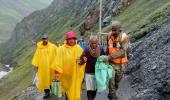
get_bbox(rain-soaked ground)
[33,90,109,100]
[12,81,110,100]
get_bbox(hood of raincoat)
[37,41,52,49]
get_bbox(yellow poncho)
[32,41,57,93]
[52,43,86,100]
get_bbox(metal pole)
[99,0,102,44]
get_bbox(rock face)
[79,0,135,35]
[117,19,170,100]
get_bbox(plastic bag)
[33,73,38,88]
[51,80,62,97]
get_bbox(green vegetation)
[0,63,3,68]
[1,0,170,99]
[0,0,52,43]
[103,0,170,41]
[0,40,36,99]
[0,58,34,100]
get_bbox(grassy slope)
[1,0,170,99]
[0,41,35,99]
[0,5,20,43]
[103,0,170,41]
[0,0,52,43]
[0,63,2,68]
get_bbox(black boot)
[43,89,50,99]
[107,94,117,100]
[107,94,112,100]
[65,93,68,100]
[87,91,96,100]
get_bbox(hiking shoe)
[107,95,112,100]
[43,93,50,99]
[107,95,117,100]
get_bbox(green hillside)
[0,0,52,43]
[0,0,170,99]
[103,0,170,41]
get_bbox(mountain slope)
[0,0,52,43]
[0,0,170,99]
[118,19,170,100]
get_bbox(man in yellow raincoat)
[52,31,86,100]
[32,34,57,99]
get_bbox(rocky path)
[13,86,109,100]
[33,90,109,100]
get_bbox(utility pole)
[99,0,102,45]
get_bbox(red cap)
[65,31,77,40]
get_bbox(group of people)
[32,20,129,100]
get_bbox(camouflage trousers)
[108,64,126,100]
